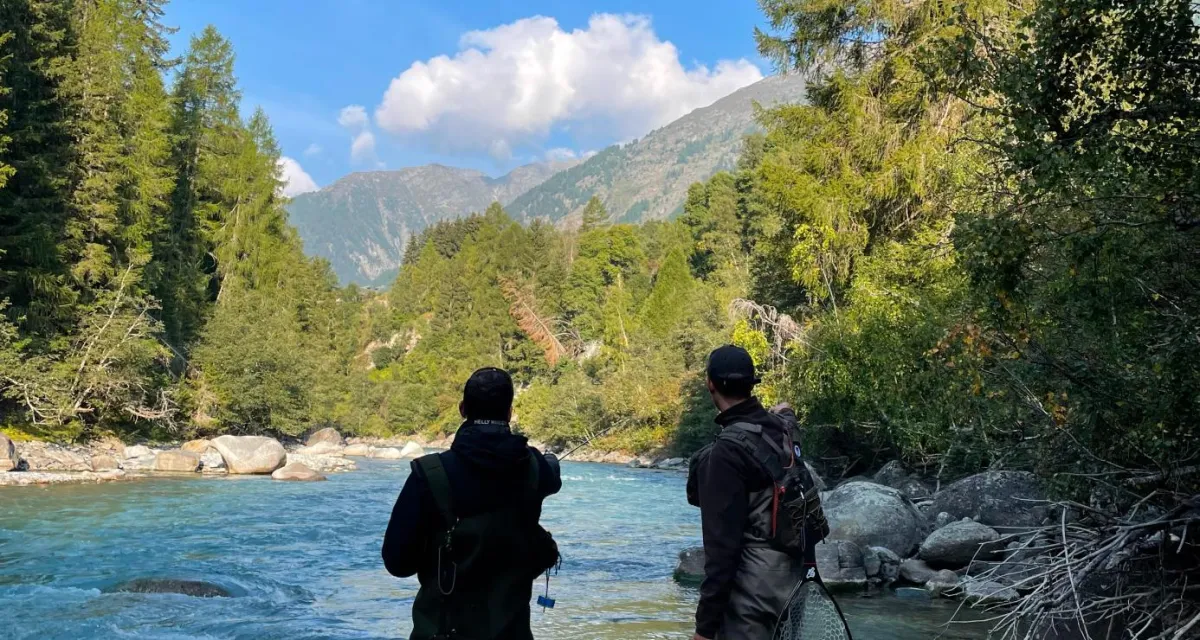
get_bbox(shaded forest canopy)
[1,0,1197,500]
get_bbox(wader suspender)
[719,422,793,537]
[418,454,459,639]
[416,452,542,640]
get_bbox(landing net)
[772,579,854,640]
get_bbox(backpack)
[718,422,829,558]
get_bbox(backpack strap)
[719,422,786,481]
[414,453,457,527]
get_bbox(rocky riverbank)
[674,463,1054,611]
[0,426,690,487]
[0,428,431,487]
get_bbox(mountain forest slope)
[287,73,807,286]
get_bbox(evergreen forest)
[2,0,1197,500]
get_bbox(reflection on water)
[0,460,992,639]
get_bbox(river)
[0,459,992,639]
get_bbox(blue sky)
[164,0,773,194]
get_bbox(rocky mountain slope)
[505,73,807,225]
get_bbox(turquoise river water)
[0,459,993,639]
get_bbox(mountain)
[288,73,808,286]
[505,73,808,225]
[287,160,578,286]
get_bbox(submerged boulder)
[823,481,928,556]
[154,451,200,473]
[111,578,231,598]
[210,435,286,474]
[919,519,1002,569]
[271,462,327,482]
[306,427,344,447]
[673,547,705,585]
[931,471,1047,529]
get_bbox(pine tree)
[0,0,78,337]
[579,195,609,232]
[152,25,242,348]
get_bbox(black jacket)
[687,398,798,639]
[381,420,562,579]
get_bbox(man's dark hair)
[462,367,514,421]
[711,377,754,400]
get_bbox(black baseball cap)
[706,345,761,384]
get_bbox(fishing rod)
[556,423,621,461]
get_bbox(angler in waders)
[687,345,829,640]
[382,367,562,640]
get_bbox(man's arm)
[381,466,432,577]
[695,440,750,640]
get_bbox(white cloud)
[338,105,370,131]
[277,156,319,197]
[338,104,381,165]
[303,143,322,157]
[373,14,763,155]
[545,147,577,161]
[351,130,377,163]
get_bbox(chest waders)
[410,453,541,640]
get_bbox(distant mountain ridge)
[287,73,808,286]
[288,160,578,285]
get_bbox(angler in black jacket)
[382,367,562,640]
[686,345,814,640]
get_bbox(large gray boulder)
[823,481,928,556]
[271,462,327,481]
[0,433,16,471]
[19,442,92,472]
[815,539,868,591]
[295,441,344,456]
[180,439,211,454]
[154,451,200,473]
[200,450,226,474]
[91,454,121,471]
[925,569,961,597]
[919,519,1002,568]
[931,471,1047,529]
[370,447,404,460]
[899,558,936,585]
[210,435,286,474]
[400,442,425,459]
[123,444,153,459]
[306,427,344,448]
[343,443,374,457]
[673,547,705,585]
[866,546,901,583]
[286,453,356,473]
[873,460,931,500]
